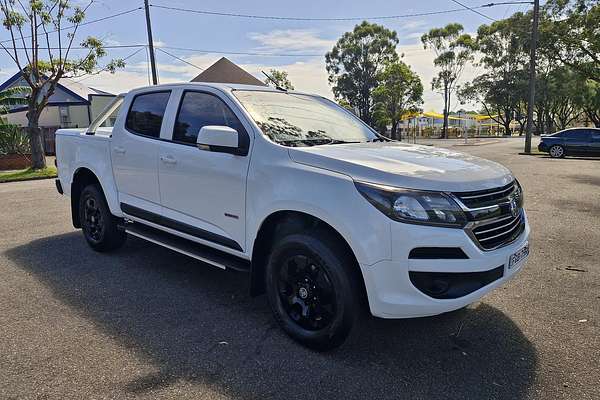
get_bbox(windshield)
[233,90,379,147]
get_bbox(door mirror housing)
[196,125,240,154]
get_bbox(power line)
[150,3,496,21]
[156,48,205,71]
[449,0,496,21]
[0,7,142,44]
[76,46,146,82]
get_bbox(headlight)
[355,181,467,228]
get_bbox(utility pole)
[144,0,158,85]
[524,0,540,153]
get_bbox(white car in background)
[55,83,530,350]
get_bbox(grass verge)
[0,166,57,183]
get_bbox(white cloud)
[68,40,483,113]
[248,29,335,53]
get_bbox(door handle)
[113,146,126,154]
[160,155,177,165]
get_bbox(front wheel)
[549,144,565,158]
[265,230,363,351]
[79,184,126,252]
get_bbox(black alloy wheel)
[276,254,336,331]
[79,184,126,252]
[266,230,363,351]
[83,195,104,243]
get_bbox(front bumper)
[538,142,548,152]
[359,212,530,318]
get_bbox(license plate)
[508,243,529,269]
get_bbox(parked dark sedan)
[538,127,600,158]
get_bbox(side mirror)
[196,125,239,154]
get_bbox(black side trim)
[408,247,469,259]
[126,221,250,272]
[121,203,243,252]
[409,265,504,299]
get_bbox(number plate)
[508,243,529,269]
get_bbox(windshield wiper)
[278,138,361,147]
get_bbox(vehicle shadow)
[5,232,537,400]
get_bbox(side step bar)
[125,222,251,272]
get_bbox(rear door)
[564,129,592,155]
[157,88,252,252]
[111,91,172,215]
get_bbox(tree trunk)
[391,120,399,140]
[26,108,46,169]
[443,84,449,139]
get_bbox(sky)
[0,0,534,112]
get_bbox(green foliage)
[542,0,600,83]
[0,86,30,114]
[580,80,600,127]
[0,124,30,155]
[264,69,294,90]
[421,23,475,137]
[0,166,57,183]
[326,21,399,125]
[373,61,423,139]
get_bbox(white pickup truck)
[55,83,530,350]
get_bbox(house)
[190,57,266,86]
[0,71,115,129]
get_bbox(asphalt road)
[1,138,598,399]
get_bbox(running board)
[125,222,251,272]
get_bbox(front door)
[157,89,252,253]
[111,91,172,215]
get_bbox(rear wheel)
[79,184,126,252]
[265,229,362,351]
[549,144,565,158]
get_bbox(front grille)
[454,181,517,209]
[453,181,526,250]
[470,212,525,250]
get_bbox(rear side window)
[173,91,246,144]
[566,129,591,140]
[125,91,171,137]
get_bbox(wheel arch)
[249,210,367,302]
[70,167,104,228]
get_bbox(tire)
[549,144,565,158]
[79,184,126,252]
[265,229,363,351]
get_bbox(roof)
[190,57,266,86]
[0,71,113,105]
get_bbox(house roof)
[0,71,113,106]
[191,57,266,86]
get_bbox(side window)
[567,129,591,140]
[125,91,171,137]
[173,91,246,144]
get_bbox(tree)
[421,23,475,138]
[264,69,294,90]
[543,0,600,83]
[581,80,600,127]
[0,0,124,169]
[372,61,423,140]
[326,21,399,126]
[460,14,530,135]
